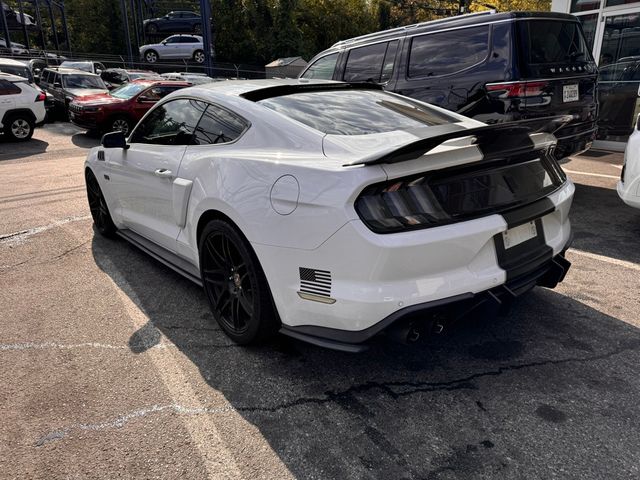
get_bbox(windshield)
[0,64,33,82]
[259,89,457,135]
[110,82,147,99]
[61,61,93,73]
[63,75,106,89]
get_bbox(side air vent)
[97,150,105,161]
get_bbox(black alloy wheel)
[85,170,116,237]
[199,220,278,344]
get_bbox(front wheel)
[85,170,117,237]
[108,115,131,136]
[199,220,278,344]
[145,50,158,63]
[193,49,205,64]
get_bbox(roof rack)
[331,10,497,48]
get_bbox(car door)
[51,72,65,105]
[0,79,18,120]
[104,98,206,252]
[162,36,182,58]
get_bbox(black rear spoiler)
[346,115,575,167]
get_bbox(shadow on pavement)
[71,132,101,149]
[91,234,640,480]
[0,137,49,160]
[570,182,640,264]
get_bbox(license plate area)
[563,84,579,102]
[502,221,537,249]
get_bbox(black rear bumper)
[280,251,572,353]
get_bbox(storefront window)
[577,14,598,49]
[600,13,640,64]
[571,0,600,12]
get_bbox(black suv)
[144,11,202,34]
[300,11,598,158]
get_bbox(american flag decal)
[299,268,332,297]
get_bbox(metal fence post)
[120,0,134,67]
[199,0,214,77]
[0,2,11,54]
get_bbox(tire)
[193,23,202,34]
[145,50,159,63]
[3,113,34,141]
[85,169,117,237]
[193,49,205,64]
[108,115,132,136]
[199,219,279,345]
[146,23,158,34]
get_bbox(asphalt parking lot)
[1,123,640,479]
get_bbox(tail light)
[35,92,46,102]
[486,81,548,98]
[355,155,564,234]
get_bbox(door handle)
[154,168,173,178]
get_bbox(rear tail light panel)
[486,81,549,98]
[355,150,566,234]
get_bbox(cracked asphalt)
[1,123,640,479]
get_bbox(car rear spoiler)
[345,115,575,167]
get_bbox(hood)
[66,88,109,98]
[72,92,125,105]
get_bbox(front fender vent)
[299,267,331,297]
[97,150,105,161]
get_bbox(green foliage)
[18,0,551,64]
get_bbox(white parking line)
[569,248,640,272]
[564,169,620,180]
[0,215,91,246]
[0,342,173,352]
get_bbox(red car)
[68,79,191,135]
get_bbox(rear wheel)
[4,114,34,141]
[199,220,278,344]
[193,49,205,64]
[145,50,158,63]
[85,170,117,237]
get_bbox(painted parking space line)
[0,215,91,246]
[569,248,640,272]
[564,169,620,180]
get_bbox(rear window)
[517,20,594,77]
[0,64,33,82]
[259,90,457,135]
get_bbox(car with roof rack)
[300,10,598,160]
[84,79,574,351]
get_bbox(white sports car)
[85,79,574,352]
[618,114,640,209]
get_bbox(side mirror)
[34,68,41,75]
[54,81,61,88]
[161,40,167,45]
[96,69,102,75]
[137,95,154,103]
[101,130,129,149]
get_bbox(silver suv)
[139,35,205,64]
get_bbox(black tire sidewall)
[85,170,117,237]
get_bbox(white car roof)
[0,72,27,81]
[0,57,28,66]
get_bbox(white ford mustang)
[85,79,574,352]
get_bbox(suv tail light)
[35,92,46,102]
[486,81,548,98]
[354,154,565,234]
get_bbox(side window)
[0,80,20,95]
[300,53,338,80]
[42,70,50,83]
[193,104,248,145]
[130,98,206,145]
[381,40,399,83]
[166,37,179,44]
[141,86,181,101]
[408,25,490,78]
[343,42,389,83]
[53,73,61,85]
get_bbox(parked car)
[139,35,205,64]
[0,72,46,141]
[618,114,640,209]
[597,59,640,139]
[84,79,574,350]
[300,11,598,159]
[1,2,36,28]
[161,71,213,85]
[40,67,109,112]
[0,38,28,55]
[69,79,190,135]
[0,58,54,115]
[60,60,106,75]
[143,11,202,34]
[100,68,162,90]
